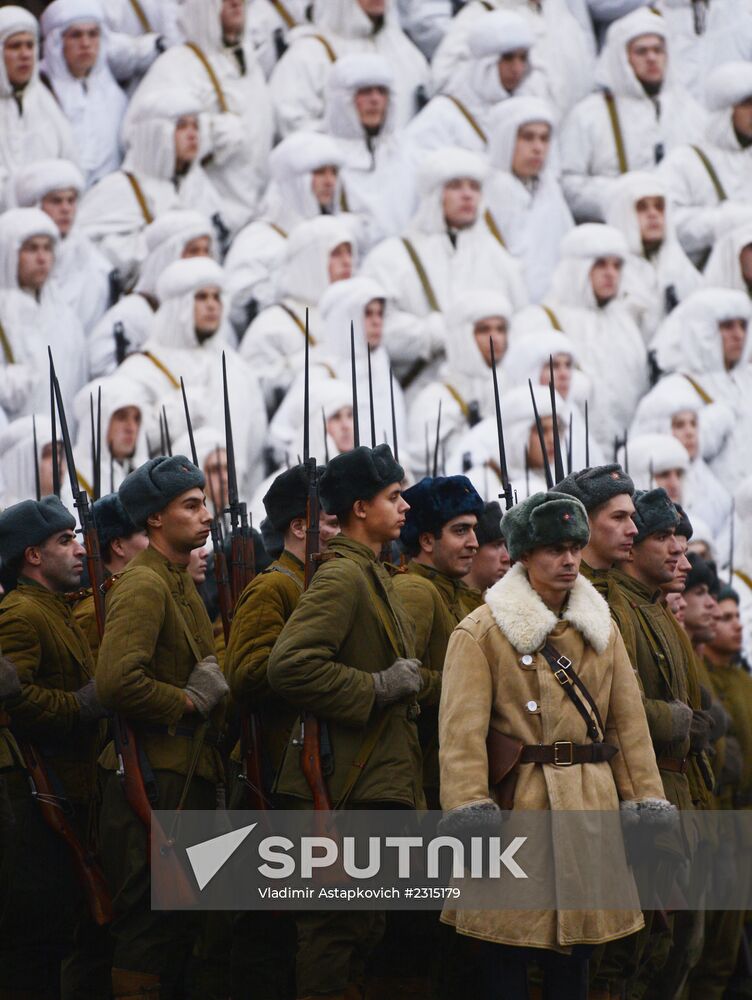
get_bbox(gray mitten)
[0,656,21,699]
[720,736,743,788]
[73,679,108,721]
[668,699,693,742]
[184,656,229,717]
[372,658,422,708]
[704,698,730,742]
[689,709,714,753]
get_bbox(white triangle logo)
[185,823,257,891]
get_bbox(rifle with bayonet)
[489,338,514,510]
[14,353,112,927]
[528,378,554,490]
[53,352,193,905]
[298,321,332,811]
[547,356,565,485]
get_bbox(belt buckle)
[553,741,574,766]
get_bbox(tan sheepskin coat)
[439,563,666,951]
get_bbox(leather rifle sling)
[270,0,297,29]
[541,305,563,331]
[123,172,154,225]
[185,42,229,112]
[484,208,507,248]
[682,373,714,405]
[444,95,488,144]
[128,0,152,32]
[603,91,628,174]
[0,319,14,365]
[402,238,440,312]
[691,145,727,202]
[444,383,471,421]
[278,303,317,345]
[540,642,606,742]
[140,351,181,390]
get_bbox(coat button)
[526,700,538,713]
[520,654,534,666]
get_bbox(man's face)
[539,352,573,400]
[654,467,684,503]
[521,541,582,600]
[112,530,149,566]
[364,298,384,348]
[41,188,78,239]
[442,177,481,230]
[663,536,690,594]
[720,318,747,369]
[684,583,717,644]
[26,529,85,592]
[355,482,409,543]
[526,415,556,470]
[18,235,54,292]
[326,406,355,453]
[497,48,529,93]
[39,441,64,496]
[204,447,228,512]
[327,242,353,283]
[221,0,245,41]
[182,235,212,258]
[590,256,622,305]
[311,165,338,208]
[666,591,686,623]
[631,528,682,587]
[108,405,141,461]
[732,97,752,141]
[188,544,208,584]
[588,493,638,566]
[419,513,478,579]
[319,511,340,547]
[4,32,35,88]
[358,0,386,16]
[473,316,508,367]
[635,195,665,244]
[708,598,743,656]
[149,487,212,554]
[62,22,100,79]
[470,538,510,590]
[511,121,551,179]
[627,33,666,88]
[671,410,698,460]
[194,286,223,338]
[354,86,389,131]
[740,244,752,285]
[174,115,200,168]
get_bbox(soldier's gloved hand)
[372,658,422,708]
[73,679,108,721]
[689,708,714,753]
[668,699,693,742]
[0,656,21,699]
[720,736,743,788]
[705,700,730,743]
[184,656,229,718]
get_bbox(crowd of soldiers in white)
[1,0,752,647]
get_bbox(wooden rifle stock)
[112,714,197,905]
[17,735,112,926]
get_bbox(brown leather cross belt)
[657,755,689,774]
[520,742,618,767]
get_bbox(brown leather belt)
[657,755,689,774]
[520,742,618,767]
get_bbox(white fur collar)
[484,563,612,655]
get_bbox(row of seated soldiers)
[0,449,750,999]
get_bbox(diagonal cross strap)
[540,641,605,743]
